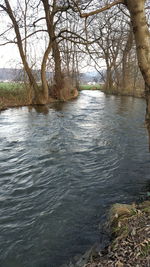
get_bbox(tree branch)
[0,4,7,12]
[33,17,46,27]
[80,0,125,18]
[0,40,17,46]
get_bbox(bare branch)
[0,4,7,12]
[0,40,17,46]
[80,0,125,18]
[0,25,14,37]
[33,17,46,27]
[21,29,48,41]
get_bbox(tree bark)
[105,66,113,91]
[52,38,64,99]
[41,0,64,99]
[122,26,133,90]
[41,41,52,101]
[126,0,150,120]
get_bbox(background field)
[79,84,102,90]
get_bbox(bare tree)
[0,0,50,104]
[73,0,150,145]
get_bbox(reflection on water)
[0,91,150,267]
[50,101,68,111]
[146,123,150,151]
[28,104,49,115]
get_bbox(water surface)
[0,91,150,267]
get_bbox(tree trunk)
[105,66,113,91]
[52,39,64,99]
[4,0,47,105]
[122,26,133,90]
[41,41,52,102]
[126,0,150,148]
[41,0,64,99]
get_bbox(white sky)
[0,44,21,68]
[0,0,105,72]
[0,42,99,72]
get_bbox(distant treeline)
[0,68,53,82]
[0,68,103,84]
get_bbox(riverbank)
[0,82,145,112]
[0,83,78,111]
[0,83,28,111]
[101,86,145,98]
[78,83,145,98]
[0,93,56,111]
[83,201,150,267]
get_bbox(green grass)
[79,84,102,90]
[0,82,30,109]
[0,82,24,96]
[0,82,23,89]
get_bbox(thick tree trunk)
[52,39,64,99]
[122,27,133,90]
[41,0,64,99]
[126,0,150,119]
[105,66,113,91]
[41,41,52,102]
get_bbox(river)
[0,90,150,267]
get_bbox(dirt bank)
[84,202,150,267]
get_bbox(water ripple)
[0,91,150,267]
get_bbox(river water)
[0,90,150,267]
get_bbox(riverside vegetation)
[0,82,103,111]
[0,81,145,112]
[83,201,150,267]
[79,84,102,91]
[0,82,31,110]
[0,82,78,111]
[64,201,150,267]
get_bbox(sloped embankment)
[85,202,150,267]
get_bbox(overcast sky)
[0,0,105,72]
[0,42,99,72]
[0,44,20,68]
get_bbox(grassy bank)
[0,82,31,110]
[101,86,145,98]
[85,201,150,267]
[0,82,78,111]
[79,84,102,90]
